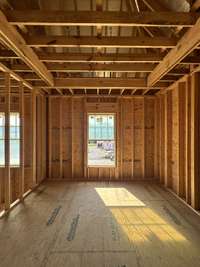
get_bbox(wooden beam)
[177,82,186,198]
[1,50,200,64]
[0,62,33,89]
[37,62,157,72]
[0,50,18,59]
[0,10,53,86]
[142,0,168,11]
[185,76,191,204]
[10,63,189,76]
[25,35,178,48]
[148,17,200,86]
[11,63,155,73]
[0,51,164,62]
[191,0,200,11]
[33,78,169,89]
[190,72,200,209]
[142,89,150,95]
[164,91,172,187]
[48,97,52,179]
[59,98,63,178]
[0,80,31,86]
[4,72,10,210]
[5,10,199,27]
[37,52,164,63]
[31,90,37,187]
[19,81,24,200]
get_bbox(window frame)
[10,112,20,167]
[0,112,20,168]
[0,112,5,167]
[87,113,117,168]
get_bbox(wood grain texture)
[0,181,200,267]
[157,73,200,212]
[48,97,155,181]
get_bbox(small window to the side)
[88,114,115,167]
[0,112,5,166]
[0,112,20,167]
[10,113,20,166]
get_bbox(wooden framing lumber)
[1,50,200,65]
[59,98,63,179]
[28,62,156,73]
[190,73,200,209]
[4,72,10,210]
[33,78,170,89]
[31,90,37,187]
[11,62,156,73]
[25,35,178,48]
[9,64,189,78]
[19,81,24,199]
[177,82,186,198]
[0,10,53,86]
[185,76,191,204]
[0,62,33,89]
[38,52,164,63]
[48,98,52,179]
[148,17,200,86]
[5,10,199,27]
[141,0,168,11]
[164,91,172,188]
[191,0,200,11]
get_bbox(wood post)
[160,95,165,184]
[185,76,191,204]
[31,89,37,187]
[168,92,172,188]
[59,97,63,178]
[4,72,11,210]
[190,73,200,209]
[164,91,172,188]
[142,98,145,179]
[19,81,24,199]
[178,82,186,198]
[71,98,74,179]
[48,97,52,178]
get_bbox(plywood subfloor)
[0,181,200,267]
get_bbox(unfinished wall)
[48,96,156,181]
[0,92,46,212]
[156,73,200,210]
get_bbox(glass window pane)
[88,114,115,167]
[0,113,4,126]
[0,126,4,139]
[89,127,95,140]
[10,113,20,166]
[10,140,20,166]
[0,140,5,166]
[10,126,20,139]
[0,113,5,166]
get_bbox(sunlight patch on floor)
[95,187,186,242]
[95,187,146,207]
[110,207,186,242]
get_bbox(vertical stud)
[4,72,10,210]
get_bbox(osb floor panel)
[0,182,200,267]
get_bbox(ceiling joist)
[33,78,169,89]
[148,17,200,86]
[0,10,54,86]
[25,35,178,48]
[0,50,199,65]
[10,63,189,76]
[4,10,199,27]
